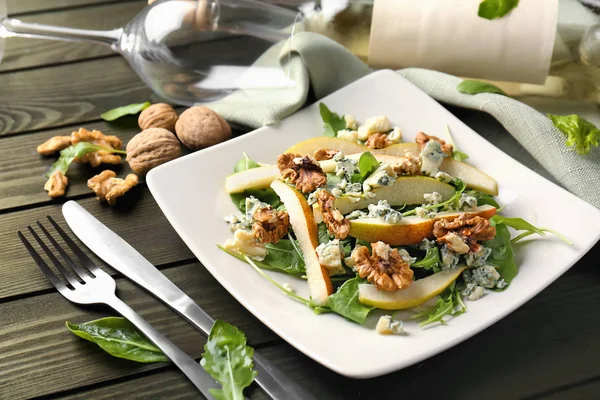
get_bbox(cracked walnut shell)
[416,131,453,155]
[433,214,496,253]
[175,106,231,150]
[138,103,179,132]
[252,207,290,244]
[276,153,327,193]
[44,171,68,198]
[87,170,139,206]
[126,128,182,175]
[316,189,349,239]
[352,242,414,291]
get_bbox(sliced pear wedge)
[359,266,466,310]
[285,137,419,157]
[440,158,498,196]
[270,180,333,306]
[225,166,279,193]
[348,205,497,245]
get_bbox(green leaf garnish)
[200,320,257,400]
[445,125,469,161]
[412,246,440,272]
[317,222,331,245]
[44,142,126,178]
[100,102,151,121]
[483,224,517,285]
[233,152,261,173]
[403,178,467,216]
[230,189,281,213]
[327,277,374,324]
[478,0,519,20]
[411,282,465,327]
[547,114,600,155]
[219,243,305,276]
[492,215,573,246]
[319,102,346,137]
[457,80,506,96]
[66,317,168,363]
[466,190,501,208]
[358,151,380,179]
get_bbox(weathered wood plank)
[0,262,277,400]
[1,2,145,72]
[0,57,152,135]
[55,242,600,400]
[0,190,194,300]
[0,121,141,210]
[535,379,600,400]
[7,0,135,15]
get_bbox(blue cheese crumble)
[419,238,436,250]
[363,163,397,193]
[398,248,416,265]
[471,265,501,288]
[346,210,368,220]
[415,207,436,219]
[423,192,443,205]
[387,127,403,143]
[367,200,402,224]
[466,246,492,267]
[344,114,358,130]
[225,195,269,232]
[315,239,346,275]
[337,129,358,142]
[434,171,454,183]
[420,140,446,176]
[334,152,359,180]
[440,244,460,269]
[357,115,391,141]
[458,193,478,211]
[376,315,404,335]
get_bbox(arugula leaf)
[358,152,380,179]
[100,102,151,121]
[466,190,501,208]
[230,188,281,213]
[412,246,440,272]
[445,125,469,161]
[411,282,465,327]
[200,320,257,400]
[403,178,467,216]
[319,102,346,137]
[66,317,168,363]
[233,153,261,173]
[457,80,506,95]
[327,277,374,324]
[483,224,517,285]
[492,215,545,235]
[219,242,305,276]
[317,222,331,245]
[547,114,600,155]
[44,142,126,178]
[478,0,519,20]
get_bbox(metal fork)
[18,216,220,399]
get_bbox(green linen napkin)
[209,32,600,209]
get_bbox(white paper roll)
[368,0,559,84]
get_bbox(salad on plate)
[219,103,571,334]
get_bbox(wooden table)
[1,1,599,399]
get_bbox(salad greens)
[219,243,305,276]
[45,142,126,178]
[326,277,374,324]
[234,152,261,173]
[478,0,519,20]
[412,282,466,327]
[100,102,151,121]
[230,154,280,212]
[547,114,600,155]
[319,102,346,137]
[358,152,380,179]
[445,125,469,162]
[200,320,257,400]
[411,246,440,272]
[66,317,168,363]
[483,223,517,285]
[457,79,507,96]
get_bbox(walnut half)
[313,148,339,161]
[365,132,391,149]
[87,170,138,206]
[353,242,414,291]
[316,189,349,240]
[433,214,496,253]
[44,171,68,198]
[252,207,290,244]
[276,153,327,193]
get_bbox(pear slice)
[440,158,498,196]
[225,166,279,193]
[270,180,333,306]
[348,205,497,245]
[358,267,466,310]
[285,137,419,157]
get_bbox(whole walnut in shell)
[175,106,231,150]
[138,103,179,132]
[126,128,182,175]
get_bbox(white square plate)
[147,70,600,379]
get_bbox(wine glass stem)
[0,18,122,48]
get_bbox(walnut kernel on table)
[276,153,327,193]
[44,171,69,198]
[433,214,496,254]
[352,241,414,292]
[72,128,123,167]
[126,128,182,175]
[315,189,349,240]
[36,136,72,156]
[87,170,138,206]
[138,103,179,131]
[175,106,231,150]
[416,131,453,156]
[252,206,290,244]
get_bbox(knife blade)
[62,200,316,400]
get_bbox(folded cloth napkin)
[209,32,600,209]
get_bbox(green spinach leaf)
[66,317,168,363]
[483,223,517,285]
[233,153,261,173]
[547,114,600,155]
[219,242,305,276]
[317,222,331,245]
[457,80,506,95]
[230,188,281,213]
[466,190,501,208]
[100,102,151,121]
[478,0,519,20]
[45,142,126,178]
[327,277,374,324]
[319,102,346,137]
[358,152,380,179]
[200,320,257,400]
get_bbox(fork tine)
[27,225,81,287]
[46,216,100,276]
[36,221,92,281]
[18,230,68,292]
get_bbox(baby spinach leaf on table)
[66,317,168,363]
[233,153,261,173]
[44,142,126,178]
[547,114,600,155]
[358,152,380,179]
[319,102,346,137]
[219,242,305,276]
[230,188,281,213]
[327,277,374,324]
[200,320,257,400]
[478,0,519,20]
[100,101,151,121]
[412,246,440,272]
[457,80,506,95]
[483,223,517,285]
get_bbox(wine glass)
[0,0,304,105]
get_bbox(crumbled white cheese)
[471,265,501,288]
[376,315,404,335]
[223,229,267,261]
[387,127,403,143]
[346,210,368,220]
[415,207,436,219]
[444,232,470,254]
[440,244,459,269]
[466,246,492,267]
[337,129,359,143]
[357,115,391,141]
[316,239,346,275]
[367,200,402,224]
[307,192,318,205]
[282,282,295,293]
[458,193,478,211]
[344,114,358,130]
[467,286,485,301]
[423,192,443,205]
[334,154,359,180]
[398,248,416,265]
[434,171,454,183]
[418,238,436,250]
[363,163,397,193]
[420,140,446,176]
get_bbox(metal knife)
[62,200,316,400]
